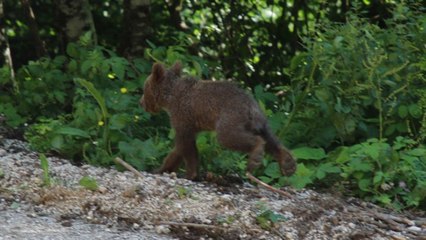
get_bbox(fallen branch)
[156,221,223,230]
[271,227,286,240]
[114,157,144,179]
[246,172,293,199]
[355,214,419,239]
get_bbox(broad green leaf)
[292,147,327,160]
[398,105,408,118]
[81,60,93,75]
[124,157,144,170]
[118,141,134,155]
[287,163,314,189]
[374,194,392,205]
[68,59,78,72]
[110,57,127,81]
[55,127,90,138]
[384,125,396,136]
[51,135,64,150]
[349,159,373,172]
[66,43,79,58]
[316,162,341,179]
[406,148,426,157]
[364,145,380,159]
[333,147,350,164]
[408,104,422,118]
[358,179,371,192]
[264,162,281,179]
[75,78,108,120]
[109,114,128,130]
[289,52,308,71]
[315,88,332,101]
[373,171,383,184]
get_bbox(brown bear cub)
[140,62,296,180]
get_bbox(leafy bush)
[258,3,426,209]
[282,5,426,148]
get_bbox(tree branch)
[246,172,293,198]
[114,157,144,179]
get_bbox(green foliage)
[335,137,426,209]
[255,202,287,230]
[282,3,426,148]
[2,1,425,210]
[256,3,426,210]
[79,176,99,191]
[176,186,192,199]
[261,137,426,209]
[39,154,51,187]
[216,215,236,225]
[197,132,247,176]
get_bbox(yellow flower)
[107,73,115,79]
[120,87,128,94]
[98,121,104,126]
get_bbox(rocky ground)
[0,138,425,240]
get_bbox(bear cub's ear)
[152,63,165,81]
[170,61,182,76]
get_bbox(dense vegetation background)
[0,0,425,210]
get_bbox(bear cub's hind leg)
[216,123,266,173]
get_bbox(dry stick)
[357,214,419,239]
[246,172,293,199]
[157,221,223,230]
[371,212,415,229]
[271,228,286,240]
[358,207,422,236]
[114,157,144,179]
[379,213,414,226]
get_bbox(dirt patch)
[1,139,425,239]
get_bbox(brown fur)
[140,62,296,180]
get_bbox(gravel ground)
[0,139,425,240]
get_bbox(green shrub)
[281,4,426,148]
[258,3,426,209]
[17,34,205,172]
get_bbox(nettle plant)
[258,5,426,209]
[17,35,168,168]
[20,34,212,172]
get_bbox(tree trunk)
[166,0,187,31]
[0,0,16,86]
[56,0,96,48]
[118,0,152,57]
[20,0,46,57]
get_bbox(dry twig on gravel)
[246,172,293,198]
[114,157,144,179]
[156,221,224,230]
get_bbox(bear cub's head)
[140,62,182,113]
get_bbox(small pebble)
[155,225,170,234]
[0,149,7,156]
[61,220,72,227]
[407,226,421,232]
[97,186,107,194]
